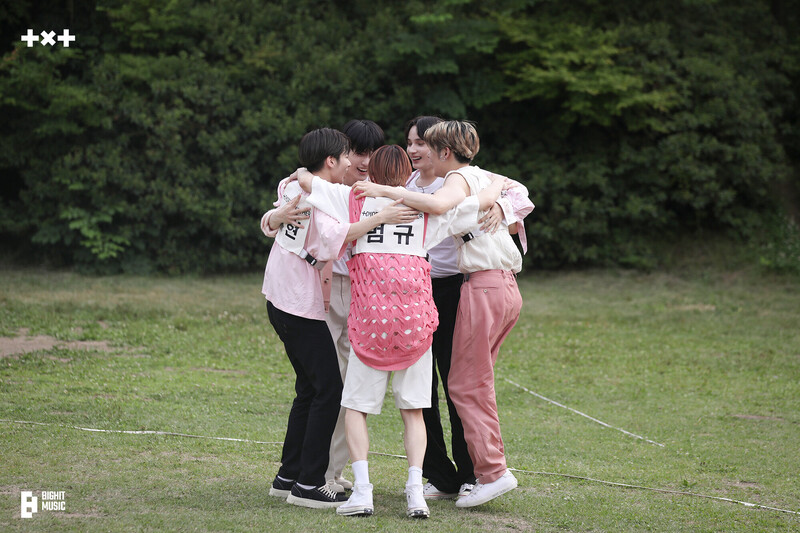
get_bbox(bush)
[759,214,800,275]
[1,0,798,272]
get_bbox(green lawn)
[1,263,798,532]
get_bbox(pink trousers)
[448,270,522,484]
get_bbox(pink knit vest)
[347,191,439,370]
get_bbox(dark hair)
[404,115,444,141]
[298,128,350,172]
[342,119,385,154]
[368,145,412,187]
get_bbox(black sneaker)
[286,484,348,509]
[269,476,295,498]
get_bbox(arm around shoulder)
[354,177,466,215]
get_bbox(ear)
[439,147,450,161]
[325,155,337,169]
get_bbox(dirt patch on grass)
[0,328,114,358]
[732,414,784,421]
[163,366,248,375]
[463,512,534,531]
[193,367,248,375]
[58,511,105,518]
[672,304,717,312]
[726,480,761,489]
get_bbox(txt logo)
[20,29,75,47]
[21,491,38,518]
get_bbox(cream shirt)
[448,166,523,274]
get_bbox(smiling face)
[406,125,435,174]
[330,153,351,183]
[343,150,371,185]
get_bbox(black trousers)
[422,273,476,492]
[267,301,342,487]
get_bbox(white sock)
[297,483,315,490]
[351,460,370,485]
[407,466,423,486]
[277,475,294,482]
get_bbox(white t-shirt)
[331,248,351,276]
[306,177,481,257]
[405,171,461,278]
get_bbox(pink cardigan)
[261,178,350,321]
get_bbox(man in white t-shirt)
[324,119,386,495]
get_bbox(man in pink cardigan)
[261,128,417,510]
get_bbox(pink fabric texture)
[344,188,439,371]
[347,253,439,371]
[261,179,349,321]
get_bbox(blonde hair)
[422,120,480,163]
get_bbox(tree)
[1,0,797,272]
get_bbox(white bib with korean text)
[353,197,427,257]
[274,181,313,256]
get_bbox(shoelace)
[467,482,484,496]
[318,485,338,499]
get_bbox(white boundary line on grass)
[503,378,665,447]
[1,418,408,456]
[3,419,797,516]
[509,468,800,516]
[0,419,284,445]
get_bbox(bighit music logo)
[21,490,66,518]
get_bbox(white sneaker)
[423,482,457,500]
[405,483,430,519]
[336,483,373,516]
[455,470,517,508]
[326,479,345,493]
[458,482,474,498]
[335,476,354,490]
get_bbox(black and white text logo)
[20,490,66,518]
[20,29,75,47]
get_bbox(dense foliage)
[1,0,798,272]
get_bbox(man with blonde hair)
[353,120,526,507]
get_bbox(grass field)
[1,256,799,531]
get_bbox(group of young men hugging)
[260,117,534,518]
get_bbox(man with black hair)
[340,119,385,186]
[324,119,385,494]
[261,127,412,509]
